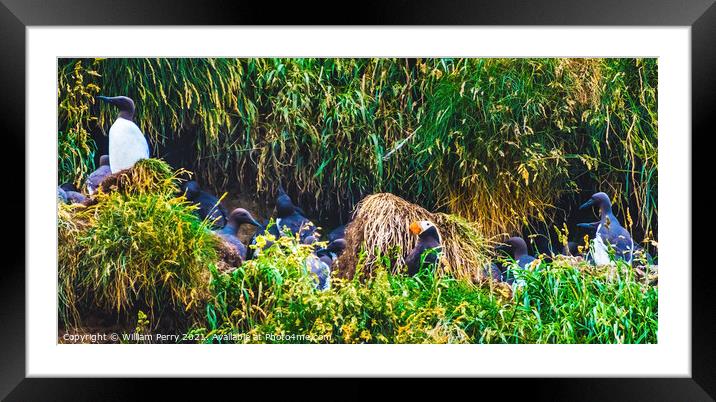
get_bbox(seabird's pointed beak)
[579,199,594,210]
[409,221,422,235]
[96,95,110,102]
[250,218,261,227]
[576,223,594,229]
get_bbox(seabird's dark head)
[501,236,529,259]
[579,192,613,214]
[409,220,441,243]
[276,184,296,217]
[228,208,261,228]
[97,95,136,120]
[99,155,110,166]
[183,180,201,200]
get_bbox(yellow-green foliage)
[58,58,657,238]
[194,234,657,344]
[58,59,101,187]
[58,159,218,330]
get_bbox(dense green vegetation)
[58,160,217,330]
[58,58,657,237]
[57,159,657,344]
[57,58,659,344]
[190,233,657,344]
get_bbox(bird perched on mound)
[85,155,112,195]
[59,183,87,205]
[182,180,228,229]
[97,95,150,173]
[214,208,261,263]
[497,236,537,285]
[578,192,634,265]
[305,239,347,291]
[406,220,443,276]
[270,185,318,244]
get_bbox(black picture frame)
[1,0,713,400]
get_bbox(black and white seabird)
[182,180,229,229]
[498,236,537,285]
[578,192,635,265]
[270,184,318,243]
[97,95,150,173]
[405,220,442,276]
[85,154,112,195]
[214,208,261,262]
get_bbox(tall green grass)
[58,59,102,187]
[57,58,657,237]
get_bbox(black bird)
[59,183,87,204]
[182,180,229,229]
[327,224,346,242]
[405,220,442,276]
[578,192,635,265]
[85,154,112,195]
[271,184,317,243]
[214,208,261,262]
[497,236,537,285]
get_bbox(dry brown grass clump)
[97,158,181,197]
[335,193,494,283]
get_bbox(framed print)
[2,0,714,400]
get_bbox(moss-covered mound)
[58,159,218,331]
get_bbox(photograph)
[56,57,658,345]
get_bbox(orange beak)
[409,221,422,235]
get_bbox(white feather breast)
[108,118,150,173]
[593,231,611,266]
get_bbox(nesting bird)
[85,155,112,195]
[271,185,318,244]
[97,95,150,173]
[406,220,443,276]
[578,192,634,265]
[214,208,261,262]
[182,180,228,229]
[497,236,537,285]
